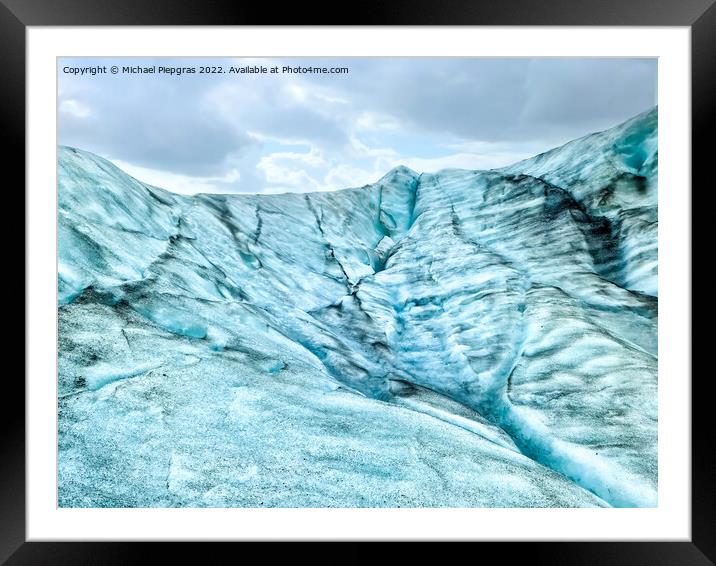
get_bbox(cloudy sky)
[58,57,657,195]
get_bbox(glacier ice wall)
[58,108,658,508]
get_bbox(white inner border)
[26,27,691,541]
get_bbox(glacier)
[58,107,658,508]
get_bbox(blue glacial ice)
[57,108,658,508]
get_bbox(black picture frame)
[5,1,710,563]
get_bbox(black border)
[5,1,711,563]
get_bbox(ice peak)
[379,165,420,182]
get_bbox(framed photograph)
[8,0,710,563]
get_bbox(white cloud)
[286,84,308,102]
[255,146,329,191]
[59,99,91,118]
[263,147,326,168]
[112,159,241,195]
[354,111,402,132]
[256,160,319,191]
[322,164,386,190]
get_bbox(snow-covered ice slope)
[58,108,657,508]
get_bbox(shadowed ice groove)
[497,402,657,507]
[58,108,658,508]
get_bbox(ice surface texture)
[58,108,658,508]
